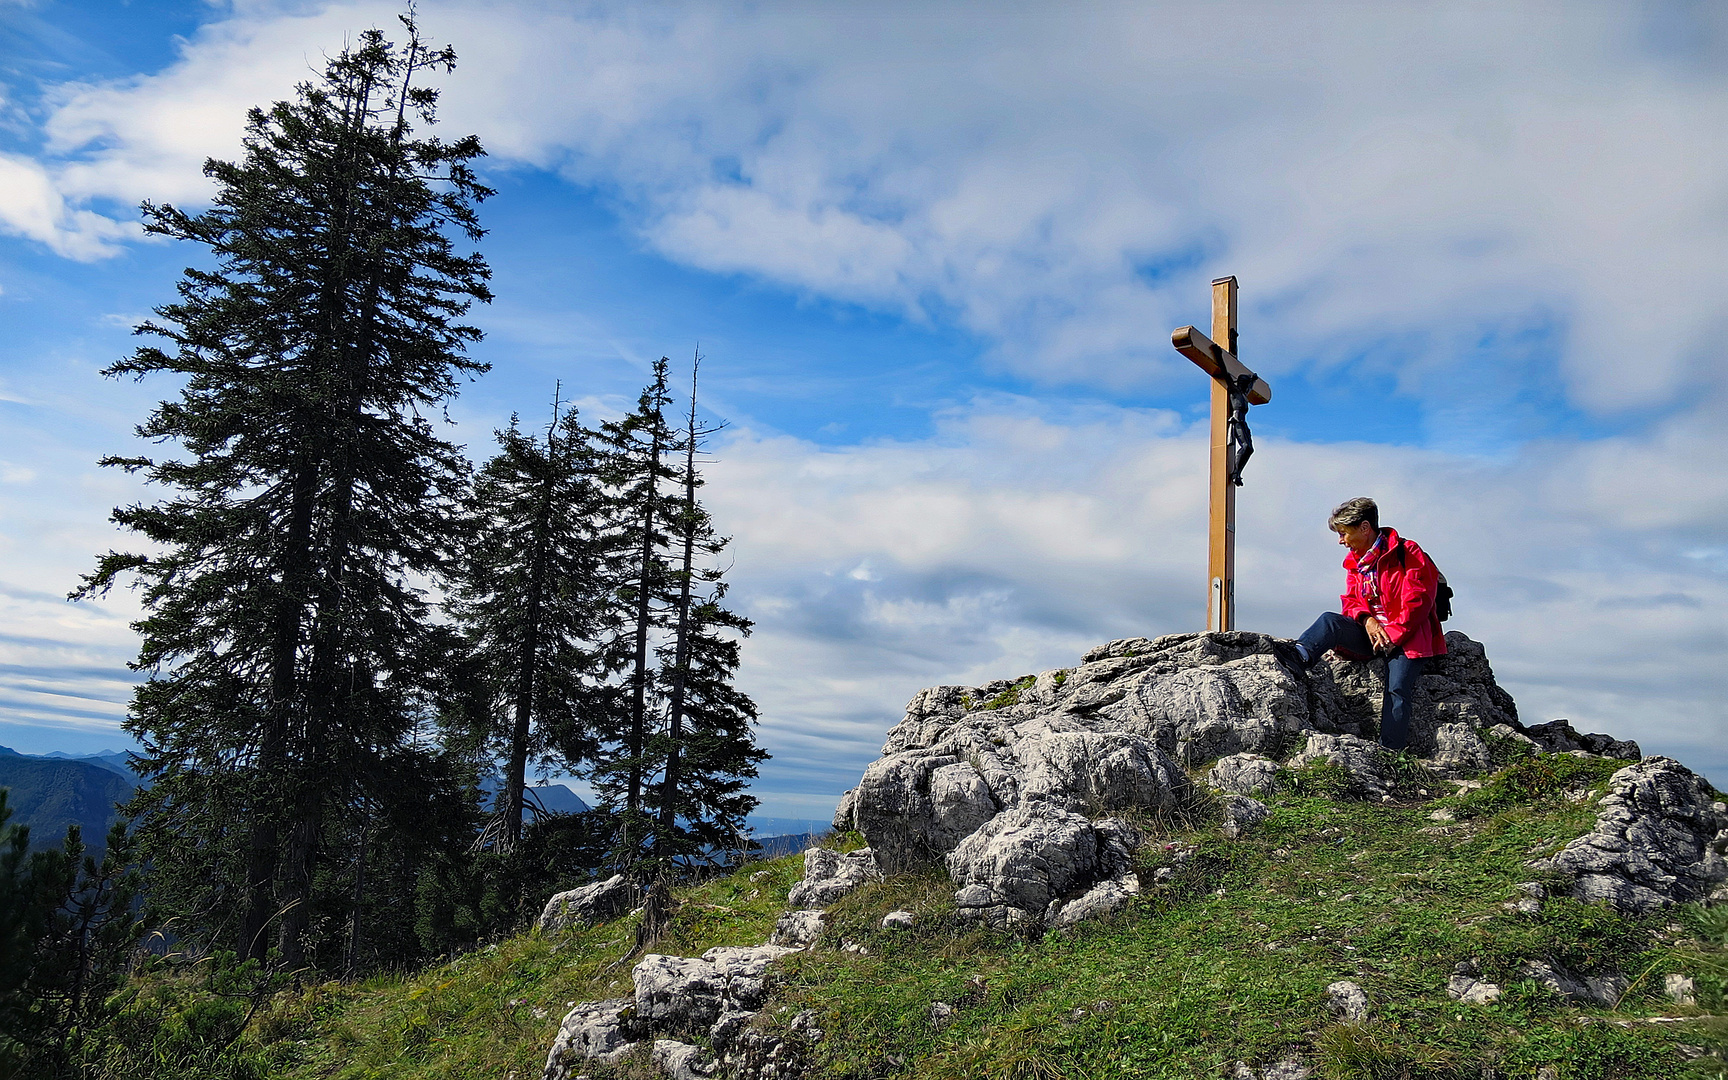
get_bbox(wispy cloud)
[14,2,1727,411]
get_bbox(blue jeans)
[1298,611,1427,752]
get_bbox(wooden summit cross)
[1171,276,1271,632]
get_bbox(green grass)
[759,787,1703,1079]
[93,759,1726,1080]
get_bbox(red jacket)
[1340,527,1448,659]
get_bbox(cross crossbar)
[1170,325,1272,404]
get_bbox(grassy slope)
[204,758,1719,1080]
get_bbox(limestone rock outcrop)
[542,998,637,1075]
[946,808,1139,930]
[786,846,879,908]
[1208,752,1281,796]
[1522,719,1641,760]
[537,874,635,933]
[839,629,1629,933]
[1534,756,1728,914]
[635,945,799,1034]
[1289,733,1395,799]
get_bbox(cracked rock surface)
[537,874,636,933]
[1290,733,1395,799]
[786,847,880,908]
[1208,752,1281,796]
[850,630,1527,923]
[1535,756,1728,914]
[946,807,1140,930]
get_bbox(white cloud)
[700,392,1728,808]
[13,1,1726,411]
[0,153,137,259]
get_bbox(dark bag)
[1393,541,1453,622]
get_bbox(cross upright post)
[1171,276,1271,632]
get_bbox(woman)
[1284,497,1447,751]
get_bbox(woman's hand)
[1363,616,1393,653]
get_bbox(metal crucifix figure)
[1171,276,1272,631]
[1226,371,1255,487]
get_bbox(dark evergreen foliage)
[588,359,684,828]
[647,358,764,867]
[448,397,615,848]
[0,791,149,1079]
[72,16,491,967]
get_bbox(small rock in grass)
[1519,959,1629,1006]
[770,909,826,947]
[929,1001,955,1031]
[1221,794,1270,839]
[1503,881,1545,915]
[841,940,870,955]
[537,874,636,932]
[882,909,916,930]
[1428,808,1455,823]
[1666,973,1697,1005]
[788,847,881,908]
[1447,960,1503,1005]
[958,975,988,1005]
[1325,980,1369,1022]
[1262,1054,1312,1080]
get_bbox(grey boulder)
[1538,756,1728,913]
[537,874,635,933]
[1291,733,1394,798]
[541,998,638,1080]
[1208,753,1282,796]
[769,909,826,948]
[1447,961,1502,1005]
[1429,723,1491,777]
[1045,874,1140,930]
[787,847,880,908]
[1221,795,1270,839]
[1518,960,1629,1006]
[1523,719,1641,760]
[1325,980,1369,1022]
[633,945,800,1034]
[652,1039,715,1080]
[947,806,1139,930]
[831,788,857,832]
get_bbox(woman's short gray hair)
[1328,497,1379,532]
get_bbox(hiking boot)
[1272,639,1312,673]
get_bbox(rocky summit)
[532,630,1727,1080]
[832,629,1702,932]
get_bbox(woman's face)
[1335,521,1378,556]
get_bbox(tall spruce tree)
[450,394,614,848]
[648,357,764,864]
[73,17,491,967]
[590,359,682,834]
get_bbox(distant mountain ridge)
[0,745,141,852]
[475,775,593,817]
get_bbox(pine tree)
[450,392,614,848]
[590,359,683,834]
[648,356,765,864]
[0,795,148,1078]
[73,16,491,967]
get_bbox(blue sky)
[1,1,1723,818]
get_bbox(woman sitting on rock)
[1281,496,1447,752]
